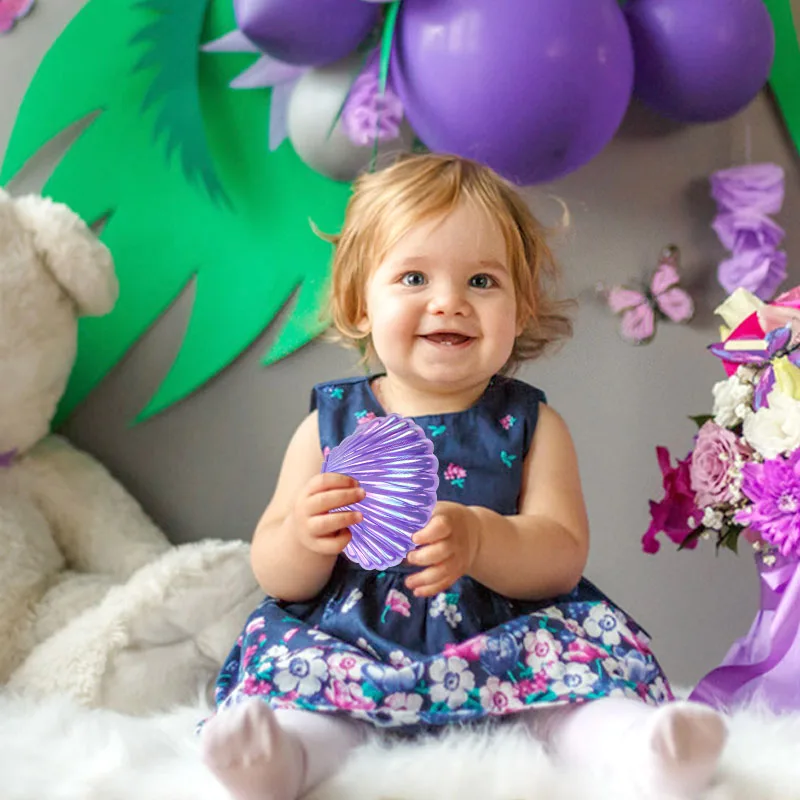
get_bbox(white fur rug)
[1,692,800,800]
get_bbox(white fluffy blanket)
[2,692,799,800]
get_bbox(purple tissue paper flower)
[712,212,785,254]
[710,164,786,216]
[341,54,403,147]
[736,449,800,557]
[718,247,788,301]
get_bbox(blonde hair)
[322,153,573,372]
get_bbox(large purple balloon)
[235,0,380,66]
[624,0,775,123]
[391,0,634,185]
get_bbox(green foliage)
[2,0,351,423]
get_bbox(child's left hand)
[404,502,482,597]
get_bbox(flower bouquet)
[644,285,800,712]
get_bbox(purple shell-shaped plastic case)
[322,414,440,570]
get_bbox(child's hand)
[291,472,365,556]
[404,502,482,597]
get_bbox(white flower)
[602,657,624,679]
[479,677,525,714]
[328,651,364,681]
[523,629,563,669]
[702,507,724,530]
[429,593,447,618]
[342,588,363,614]
[428,656,475,708]
[384,692,424,713]
[307,628,332,642]
[648,676,671,703]
[265,644,289,659]
[712,374,753,428]
[742,391,800,458]
[389,650,412,667]
[273,648,327,696]
[583,605,626,647]
[443,604,463,629]
[548,662,599,696]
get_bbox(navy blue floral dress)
[212,375,673,730]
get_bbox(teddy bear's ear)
[11,194,119,317]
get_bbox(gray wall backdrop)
[3,1,798,687]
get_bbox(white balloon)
[287,55,413,183]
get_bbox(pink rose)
[642,448,701,554]
[690,421,750,507]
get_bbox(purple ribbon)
[0,449,16,467]
[689,552,800,711]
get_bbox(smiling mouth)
[421,332,475,346]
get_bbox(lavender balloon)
[624,0,775,123]
[391,0,634,185]
[323,414,439,570]
[234,0,380,66]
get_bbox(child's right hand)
[291,472,365,556]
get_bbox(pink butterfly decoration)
[604,247,695,346]
[0,0,34,33]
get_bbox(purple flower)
[736,449,800,557]
[712,212,785,254]
[718,247,787,301]
[341,53,403,147]
[690,422,750,507]
[710,164,785,215]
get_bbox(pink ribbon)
[690,553,800,711]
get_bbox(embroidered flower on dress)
[326,386,344,400]
[273,648,328,696]
[499,414,517,430]
[355,410,377,425]
[381,589,412,623]
[324,679,376,711]
[547,662,599,696]
[428,656,475,709]
[389,649,413,667]
[583,605,626,647]
[444,463,467,488]
[428,424,447,438]
[500,450,517,468]
[328,651,364,681]
[479,676,525,714]
[523,629,563,670]
[384,692,424,713]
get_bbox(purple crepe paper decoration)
[0,0,34,34]
[341,53,403,147]
[708,323,798,409]
[710,163,787,301]
[202,29,309,151]
[718,247,788,301]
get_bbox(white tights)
[201,697,727,800]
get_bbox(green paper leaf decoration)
[764,0,800,159]
[1,0,351,424]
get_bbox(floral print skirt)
[212,560,673,731]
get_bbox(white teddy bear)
[0,188,261,714]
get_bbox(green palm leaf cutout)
[1,0,350,424]
[763,0,800,160]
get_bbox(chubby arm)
[250,411,364,602]
[406,405,589,600]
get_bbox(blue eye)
[470,274,495,289]
[401,271,426,287]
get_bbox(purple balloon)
[391,0,634,185]
[235,0,380,66]
[624,0,775,123]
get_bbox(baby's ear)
[12,194,118,317]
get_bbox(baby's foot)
[646,701,728,797]
[201,698,305,800]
